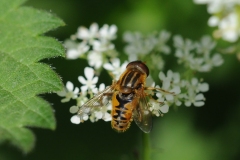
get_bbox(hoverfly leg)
[144,87,175,95]
[149,95,164,104]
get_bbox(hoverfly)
[78,60,172,133]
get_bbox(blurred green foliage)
[1,0,240,159]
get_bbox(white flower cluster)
[174,35,223,72]
[149,70,209,117]
[57,67,112,124]
[194,0,240,42]
[64,23,118,69]
[57,23,224,127]
[123,30,171,70]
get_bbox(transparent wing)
[78,85,115,115]
[133,90,152,133]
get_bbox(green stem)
[142,133,151,160]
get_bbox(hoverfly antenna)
[126,60,149,76]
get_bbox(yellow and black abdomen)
[111,92,135,132]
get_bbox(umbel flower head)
[194,0,240,42]
[56,23,223,132]
[64,23,118,70]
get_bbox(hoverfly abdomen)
[111,93,135,132]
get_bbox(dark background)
[1,0,240,159]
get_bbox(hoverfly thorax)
[117,61,149,93]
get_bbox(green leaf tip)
[0,0,65,153]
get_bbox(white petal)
[160,105,169,113]
[191,78,198,85]
[82,114,89,121]
[185,101,191,107]
[112,58,120,68]
[103,113,112,121]
[162,80,170,90]
[199,83,209,92]
[110,25,117,34]
[73,87,80,94]
[93,88,100,94]
[81,86,88,92]
[173,35,184,48]
[193,0,209,4]
[103,63,114,71]
[61,97,70,103]
[78,76,87,84]
[66,49,81,59]
[212,54,223,66]
[194,101,204,107]
[167,70,173,79]
[176,101,182,106]
[95,111,103,119]
[71,115,81,124]
[69,106,79,113]
[171,86,181,94]
[173,73,180,83]
[56,89,67,97]
[66,81,74,91]
[208,16,219,27]
[84,67,94,80]
[90,23,99,32]
[121,61,128,69]
[166,94,174,101]
[195,94,204,101]
[156,92,163,99]
[92,77,99,84]
[99,83,106,92]
[159,72,166,80]
[77,27,89,39]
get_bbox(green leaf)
[0,0,65,153]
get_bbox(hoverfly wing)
[133,92,152,133]
[78,85,115,115]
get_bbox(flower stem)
[142,133,151,160]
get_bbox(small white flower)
[89,104,112,122]
[185,91,205,107]
[156,30,171,54]
[194,0,240,42]
[77,23,99,41]
[92,40,115,52]
[103,58,128,80]
[208,16,219,27]
[87,51,103,69]
[123,31,171,62]
[56,81,79,102]
[149,99,169,117]
[92,83,106,94]
[218,13,239,42]
[195,35,216,54]
[99,24,117,41]
[211,53,224,66]
[71,113,89,124]
[76,92,89,106]
[78,67,98,92]
[173,35,195,52]
[66,42,90,59]
[66,49,80,60]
